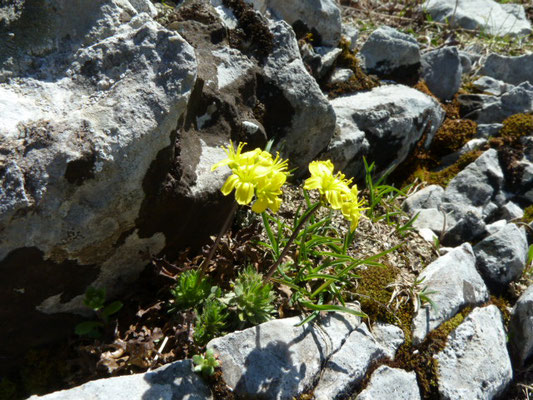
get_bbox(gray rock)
[461,82,533,124]
[443,149,504,210]
[0,0,196,315]
[324,84,444,181]
[476,123,502,139]
[342,24,359,51]
[371,322,405,359]
[509,285,533,367]
[421,46,462,101]
[500,201,524,220]
[313,324,388,400]
[264,20,336,171]
[474,223,528,287]
[412,243,489,344]
[412,208,446,235]
[359,26,420,77]
[30,359,212,399]
[439,138,487,169]
[356,366,421,400]
[418,228,438,243]
[473,76,510,96]
[440,208,487,246]
[458,51,473,75]
[403,184,444,214]
[250,0,341,47]
[208,311,360,400]
[424,0,531,37]
[315,46,342,78]
[481,53,533,86]
[485,219,507,235]
[328,68,355,85]
[435,305,513,400]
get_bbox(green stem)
[263,202,321,282]
[200,202,239,274]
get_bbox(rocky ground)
[1,0,533,399]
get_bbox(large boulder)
[323,84,444,181]
[424,0,531,37]
[0,0,196,363]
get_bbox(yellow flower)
[213,141,290,212]
[252,171,287,213]
[304,160,351,209]
[341,184,367,232]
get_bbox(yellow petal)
[251,197,269,213]
[235,182,255,205]
[221,174,238,196]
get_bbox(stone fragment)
[412,208,445,235]
[328,68,355,85]
[323,84,444,181]
[439,138,487,169]
[403,185,444,214]
[313,324,387,400]
[359,26,420,79]
[476,123,502,139]
[208,312,360,400]
[30,360,212,399]
[424,0,531,37]
[342,24,359,51]
[485,220,507,235]
[356,366,420,400]
[421,46,462,100]
[435,306,513,400]
[481,53,533,86]
[474,223,528,287]
[371,322,405,359]
[440,208,486,247]
[315,46,342,78]
[411,243,489,344]
[509,285,533,367]
[264,20,336,171]
[500,201,524,220]
[472,76,510,96]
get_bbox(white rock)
[328,68,355,85]
[411,243,489,344]
[510,285,533,367]
[356,366,420,400]
[371,322,405,359]
[436,305,513,400]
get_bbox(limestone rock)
[509,285,533,367]
[359,26,420,80]
[435,305,513,400]
[474,223,528,287]
[323,84,444,181]
[207,312,360,400]
[30,360,212,399]
[481,53,533,86]
[411,243,489,344]
[421,46,462,101]
[313,324,388,400]
[424,0,531,37]
[403,185,444,214]
[356,366,420,400]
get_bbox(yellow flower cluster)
[304,160,367,232]
[211,142,289,213]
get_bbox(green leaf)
[299,301,367,318]
[101,301,123,319]
[75,321,104,337]
[528,244,533,265]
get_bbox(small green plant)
[411,277,438,313]
[75,287,123,338]
[226,266,276,326]
[193,299,228,346]
[171,269,212,311]
[193,349,219,377]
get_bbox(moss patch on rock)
[321,38,380,98]
[430,119,477,158]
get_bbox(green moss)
[413,150,483,187]
[356,264,399,323]
[499,113,533,141]
[322,38,380,97]
[490,296,512,328]
[430,119,477,158]
[521,205,533,224]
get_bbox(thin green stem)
[263,202,321,282]
[200,202,239,274]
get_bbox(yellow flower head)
[304,160,352,209]
[341,184,367,232]
[213,141,289,212]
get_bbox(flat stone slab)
[207,311,360,400]
[435,305,513,400]
[356,366,420,400]
[30,360,212,399]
